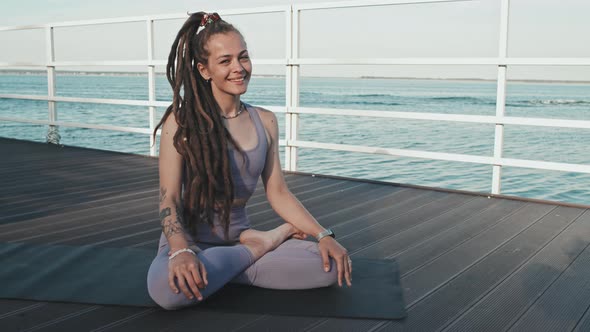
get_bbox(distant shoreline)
[1,70,589,85]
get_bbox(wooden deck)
[1,136,590,332]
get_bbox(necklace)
[221,102,245,119]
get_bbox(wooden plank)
[0,153,156,176]
[253,184,396,230]
[448,210,590,332]
[574,307,590,332]
[245,177,335,215]
[237,315,326,332]
[2,179,158,214]
[1,302,96,332]
[4,173,157,204]
[0,190,158,224]
[103,310,263,332]
[0,199,156,240]
[381,205,579,331]
[342,194,475,254]
[25,306,149,332]
[395,199,524,273]
[325,189,443,235]
[353,196,497,259]
[0,300,47,320]
[247,181,370,224]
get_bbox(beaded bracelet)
[168,248,196,261]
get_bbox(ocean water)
[0,74,589,205]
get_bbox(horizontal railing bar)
[0,62,47,68]
[0,94,170,107]
[0,116,285,135]
[501,158,590,173]
[0,59,288,67]
[0,15,175,31]
[51,60,164,67]
[291,140,590,174]
[506,58,590,66]
[0,61,159,67]
[502,116,590,129]
[0,117,154,135]
[3,58,590,68]
[292,107,590,129]
[293,140,493,164]
[0,24,44,32]
[200,5,290,16]
[0,6,289,32]
[294,0,474,11]
[293,58,590,66]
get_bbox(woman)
[147,12,352,310]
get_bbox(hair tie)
[200,13,220,27]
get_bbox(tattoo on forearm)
[175,205,184,225]
[159,187,167,204]
[159,207,171,221]
[159,206,186,238]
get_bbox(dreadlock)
[152,12,245,240]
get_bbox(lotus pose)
[147,12,352,310]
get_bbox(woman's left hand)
[318,237,352,287]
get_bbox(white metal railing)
[0,0,589,195]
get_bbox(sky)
[1,0,589,81]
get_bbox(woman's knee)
[147,259,193,310]
[147,273,196,310]
[149,290,186,310]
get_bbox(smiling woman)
[146,11,352,310]
[197,31,252,105]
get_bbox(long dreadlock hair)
[152,12,246,240]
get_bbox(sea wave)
[506,99,590,108]
[430,96,485,102]
[301,91,400,98]
[526,99,590,105]
[304,100,402,106]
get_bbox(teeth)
[229,78,244,82]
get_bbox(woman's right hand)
[168,251,208,300]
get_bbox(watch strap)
[316,228,335,241]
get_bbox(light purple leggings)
[147,230,338,310]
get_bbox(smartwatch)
[316,228,335,242]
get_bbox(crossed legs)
[147,224,338,310]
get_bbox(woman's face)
[199,31,252,98]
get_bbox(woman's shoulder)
[248,104,273,115]
[248,105,277,123]
[247,105,278,143]
[163,111,179,130]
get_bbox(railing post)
[285,5,300,171]
[492,0,510,194]
[147,19,157,157]
[45,26,60,144]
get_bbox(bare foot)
[239,224,296,260]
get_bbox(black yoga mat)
[0,242,406,320]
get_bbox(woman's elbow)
[266,185,290,204]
